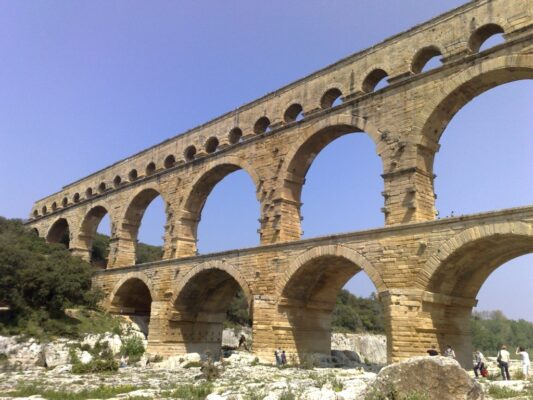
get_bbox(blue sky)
[0,1,531,320]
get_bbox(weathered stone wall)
[25,0,533,367]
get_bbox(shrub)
[488,385,522,399]
[200,358,221,381]
[120,335,145,363]
[170,383,213,399]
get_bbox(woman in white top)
[516,346,530,377]
[498,345,511,380]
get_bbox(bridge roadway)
[94,205,533,367]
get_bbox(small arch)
[73,193,80,203]
[30,227,39,236]
[228,127,243,144]
[411,46,443,74]
[98,182,106,194]
[46,217,70,247]
[205,136,219,154]
[62,197,68,207]
[33,210,39,218]
[42,206,47,215]
[79,205,112,268]
[284,103,304,122]
[184,145,197,161]
[85,188,93,198]
[129,169,138,181]
[113,175,122,188]
[469,23,505,53]
[320,88,343,109]
[362,69,389,93]
[146,162,156,176]
[164,155,176,169]
[253,116,271,134]
[51,202,57,211]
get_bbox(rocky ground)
[0,326,531,399]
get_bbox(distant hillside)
[92,233,163,266]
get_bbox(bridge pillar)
[107,236,136,268]
[381,289,476,368]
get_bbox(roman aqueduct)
[27,0,533,367]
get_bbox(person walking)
[473,350,485,378]
[281,350,287,365]
[444,345,456,359]
[497,345,511,380]
[516,346,530,378]
[274,350,281,366]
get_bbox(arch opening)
[320,88,342,109]
[184,145,197,162]
[432,79,533,217]
[46,218,70,248]
[284,103,304,123]
[205,137,219,154]
[412,46,443,74]
[278,253,383,362]
[285,125,383,239]
[113,175,122,188]
[123,188,165,265]
[129,169,138,181]
[172,267,251,357]
[228,127,243,144]
[146,162,156,176]
[79,205,112,269]
[164,155,176,169]
[424,232,533,368]
[110,278,152,337]
[62,197,68,207]
[185,163,259,255]
[253,116,271,134]
[362,69,388,93]
[469,24,505,53]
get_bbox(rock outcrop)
[363,356,484,400]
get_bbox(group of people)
[274,348,287,366]
[427,343,531,380]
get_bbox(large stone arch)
[275,244,386,359]
[168,260,253,356]
[175,155,262,256]
[108,271,156,308]
[46,217,71,247]
[278,244,386,297]
[418,220,533,367]
[114,183,172,267]
[418,53,533,153]
[422,220,533,297]
[75,204,113,265]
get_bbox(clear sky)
[0,1,531,320]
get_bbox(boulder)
[81,333,123,355]
[0,337,44,367]
[362,356,484,400]
[331,333,387,365]
[43,341,71,368]
[225,351,258,366]
[221,327,252,348]
[301,387,337,400]
[78,350,93,364]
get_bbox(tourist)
[497,345,511,380]
[238,334,248,351]
[274,349,281,366]
[426,345,439,356]
[281,350,287,365]
[473,350,485,378]
[516,346,530,377]
[444,345,456,359]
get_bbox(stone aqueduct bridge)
[27,0,533,367]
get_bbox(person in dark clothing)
[281,350,287,365]
[274,350,281,366]
[427,345,439,356]
[238,334,248,351]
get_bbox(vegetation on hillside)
[0,217,104,338]
[92,233,162,266]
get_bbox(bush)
[120,336,145,363]
[71,358,118,374]
[170,383,213,399]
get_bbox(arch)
[51,202,57,211]
[46,217,70,247]
[253,116,271,134]
[171,260,252,307]
[320,88,343,109]
[129,169,138,181]
[62,197,68,207]
[164,154,176,169]
[205,136,219,154]
[109,271,155,306]
[280,113,383,205]
[180,155,261,247]
[30,227,39,236]
[120,185,170,263]
[468,23,504,53]
[419,54,533,145]
[86,187,93,198]
[42,206,48,215]
[278,244,385,298]
[362,68,388,93]
[113,175,122,188]
[32,209,39,218]
[284,103,304,123]
[228,127,243,144]
[73,193,80,203]
[79,205,111,266]
[146,162,156,176]
[423,221,533,298]
[411,45,443,74]
[184,145,196,161]
[98,182,106,194]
